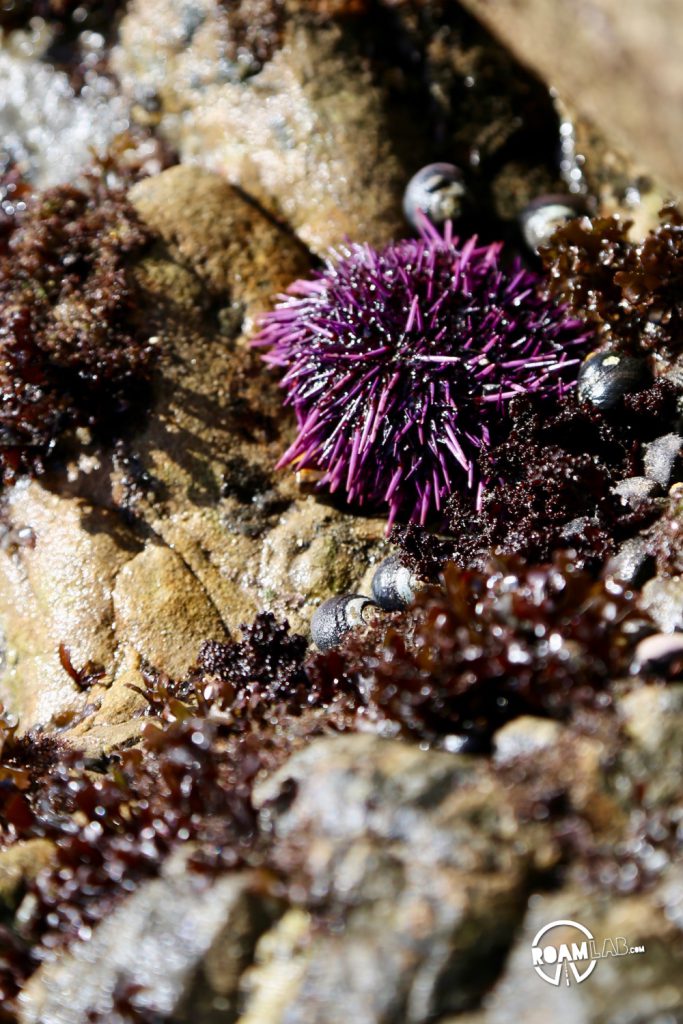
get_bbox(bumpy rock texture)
[19,850,282,1024]
[13,717,683,1024]
[112,0,582,252]
[113,0,421,254]
[0,165,387,743]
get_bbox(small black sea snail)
[520,194,587,254]
[631,632,683,678]
[371,554,418,611]
[310,594,378,651]
[577,350,652,411]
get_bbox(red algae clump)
[311,553,652,745]
[0,177,154,482]
[541,205,683,360]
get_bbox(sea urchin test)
[255,220,592,528]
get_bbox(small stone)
[605,536,655,587]
[643,433,683,489]
[640,576,683,633]
[493,716,565,764]
[612,476,660,508]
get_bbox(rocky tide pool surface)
[0,2,682,1023]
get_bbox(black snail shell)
[403,163,466,231]
[310,594,378,651]
[577,350,652,411]
[519,194,587,254]
[371,554,417,611]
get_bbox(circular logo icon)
[531,919,597,986]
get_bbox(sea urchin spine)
[255,220,592,529]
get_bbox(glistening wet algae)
[0,176,154,482]
[541,206,683,362]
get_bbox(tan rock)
[255,497,388,633]
[112,542,229,678]
[0,839,55,910]
[493,716,564,764]
[458,0,683,204]
[0,482,136,726]
[238,910,312,1024]
[128,163,310,327]
[114,2,423,254]
[0,166,386,743]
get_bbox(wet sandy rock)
[0,840,55,911]
[458,0,683,202]
[255,497,387,633]
[0,483,139,728]
[113,0,575,253]
[247,734,548,1023]
[113,0,422,255]
[112,543,230,678]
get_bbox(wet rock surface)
[0,165,386,738]
[113,0,420,254]
[112,0,574,253]
[248,735,542,1023]
[18,850,282,1024]
[15,717,683,1023]
[458,0,683,201]
[476,883,683,1024]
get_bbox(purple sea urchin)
[255,221,592,528]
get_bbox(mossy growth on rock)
[0,176,154,483]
